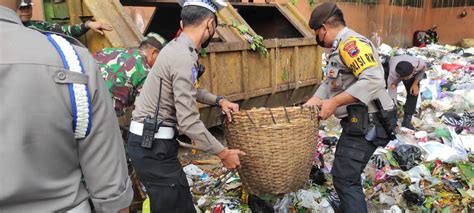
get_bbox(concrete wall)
[429,7,474,45]
[30,0,474,46]
[251,0,474,46]
[31,1,44,20]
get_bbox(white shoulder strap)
[46,34,92,139]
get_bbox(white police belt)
[130,121,175,139]
[66,199,91,213]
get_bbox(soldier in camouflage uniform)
[94,32,167,116]
[17,0,112,37]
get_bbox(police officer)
[304,3,395,212]
[387,55,427,130]
[128,0,245,212]
[17,0,113,37]
[0,0,132,211]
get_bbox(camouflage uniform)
[94,48,149,116]
[23,20,88,38]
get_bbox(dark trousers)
[127,133,196,213]
[401,78,419,115]
[331,116,391,213]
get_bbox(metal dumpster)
[42,0,322,127]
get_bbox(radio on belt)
[141,78,164,148]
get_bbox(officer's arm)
[304,78,329,106]
[197,87,218,105]
[313,78,330,99]
[387,66,398,101]
[338,37,385,105]
[41,21,86,37]
[414,59,427,81]
[172,54,225,154]
[76,48,133,211]
[61,22,88,38]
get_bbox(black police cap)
[309,2,340,30]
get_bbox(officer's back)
[0,2,132,211]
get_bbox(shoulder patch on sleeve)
[338,36,378,77]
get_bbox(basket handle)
[283,107,291,123]
[245,111,256,126]
[268,108,276,124]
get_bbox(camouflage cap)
[309,2,340,30]
[142,32,167,49]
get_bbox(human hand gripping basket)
[225,106,319,195]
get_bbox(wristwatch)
[215,96,225,107]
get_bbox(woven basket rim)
[230,106,319,114]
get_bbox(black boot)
[402,114,415,130]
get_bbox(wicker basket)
[225,106,319,195]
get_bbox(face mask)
[315,28,327,48]
[201,25,215,49]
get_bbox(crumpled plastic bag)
[296,189,321,209]
[248,194,274,213]
[318,198,335,213]
[275,194,292,213]
[379,43,393,56]
[183,164,205,176]
[309,166,326,185]
[457,134,474,154]
[418,141,468,163]
[403,189,425,206]
[392,144,422,171]
[406,164,431,183]
[442,63,464,72]
[379,193,397,206]
[326,191,341,212]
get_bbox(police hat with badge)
[178,0,227,13]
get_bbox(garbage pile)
[177,44,474,213]
[183,160,339,213]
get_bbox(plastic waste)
[418,141,468,163]
[322,136,338,146]
[434,128,451,139]
[248,194,273,213]
[457,134,474,154]
[379,43,393,56]
[403,189,425,206]
[326,191,341,212]
[274,194,292,213]
[197,196,210,208]
[389,205,402,213]
[442,178,465,193]
[296,189,321,209]
[379,193,397,206]
[142,197,151,213]
[309,165,326,185]
[318,198,335,213]
[406,164,430,183]
[442,63,464,72]
[414,131,428,143]
[392,144,422,171]
[183,164,205,176]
